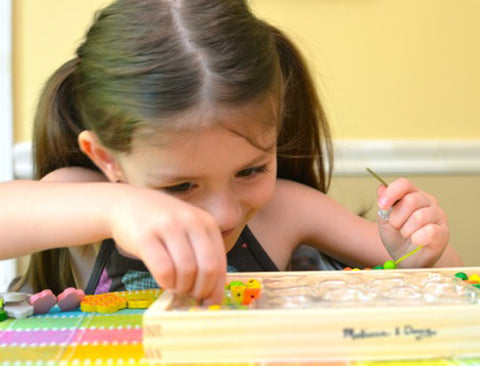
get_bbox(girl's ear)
[78,130,124,182]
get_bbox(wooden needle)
[366,167,388,186]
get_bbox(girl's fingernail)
[378,198,389,208]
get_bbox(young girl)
[1,0,462,305]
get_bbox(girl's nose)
[203,192,242,232]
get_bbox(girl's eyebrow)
[146,152,273,182]
[240,152,274,169]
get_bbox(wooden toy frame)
[143,267,480,363]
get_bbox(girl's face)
[117,101,278,252]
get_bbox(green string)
[395,246,424,265]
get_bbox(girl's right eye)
[163,182,196,195]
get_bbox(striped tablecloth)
[1,293,479,366]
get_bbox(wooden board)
[143,267,480,363]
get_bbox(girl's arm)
[0,179,114,258]
[257,179,462,269]
[0,168,226,304]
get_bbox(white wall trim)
[0,0,16,292]
[1,0,13,181]
[14,139,480,179]
[334,139,480,175]
[14,142,33,179]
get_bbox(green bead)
[228,280,244,289]
[473,284,480,289]
[0,309,7,322]
[454,272,469,281]
[383,260,397,270]
[373,265,384,270]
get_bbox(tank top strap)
[227,226,279,272]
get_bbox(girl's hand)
[376,178,449,267]
[108,184,227,305]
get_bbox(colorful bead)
[128,299,155,309]
[246,279,261,288]
[0,298,6,321]
[115,289,161,309]
[228,280,244,289]
[469,274,480,283]
[80,293,127,313]
[4,301,34,318]
[29,289,57,314]
[207,304,222,311]
[0,292,27,303]
[373,265,384,270]
[230,285,246,304]
[57,288,85,311]
[454,272,468,280]
[242,287,261,305]
[383,260,397,269]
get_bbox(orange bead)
[242,287,261,305]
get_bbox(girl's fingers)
[141,237,176,290]
[187,225,225,301]
[409,222,449,251]
[203,265,227,306]
[205,225,227,304]
[162,229,197,295]
[388,192,437,230]
[397,206,442,239]
[377,178,419,209]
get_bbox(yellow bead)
[246,279,261,288]
[230,285,246,304]
[469,274,480,282]
[207,305,222,311]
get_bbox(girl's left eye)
[236,165,268,178]
[163,182,196,194]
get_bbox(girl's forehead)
[134,97,280,149]
[122,123,277,184]
[132,120,277,157]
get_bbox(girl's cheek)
[251,175,277,209]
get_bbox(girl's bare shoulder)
[249,179,335,260]
[259,178,331,217]
[251,179,379,269]
[41,167,107,183]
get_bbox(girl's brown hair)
[16,0,333,294]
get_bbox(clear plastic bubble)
[383,285,423,305]
[320,285,379,303]
[370,276,409,292]
[315,279,348,295]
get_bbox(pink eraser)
[57,288,85,311]
[29,289,57,314]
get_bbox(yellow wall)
[11,1,480,267]
[13,0,110,142]
[13,0,480,141]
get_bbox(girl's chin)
[224,231,242,253]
